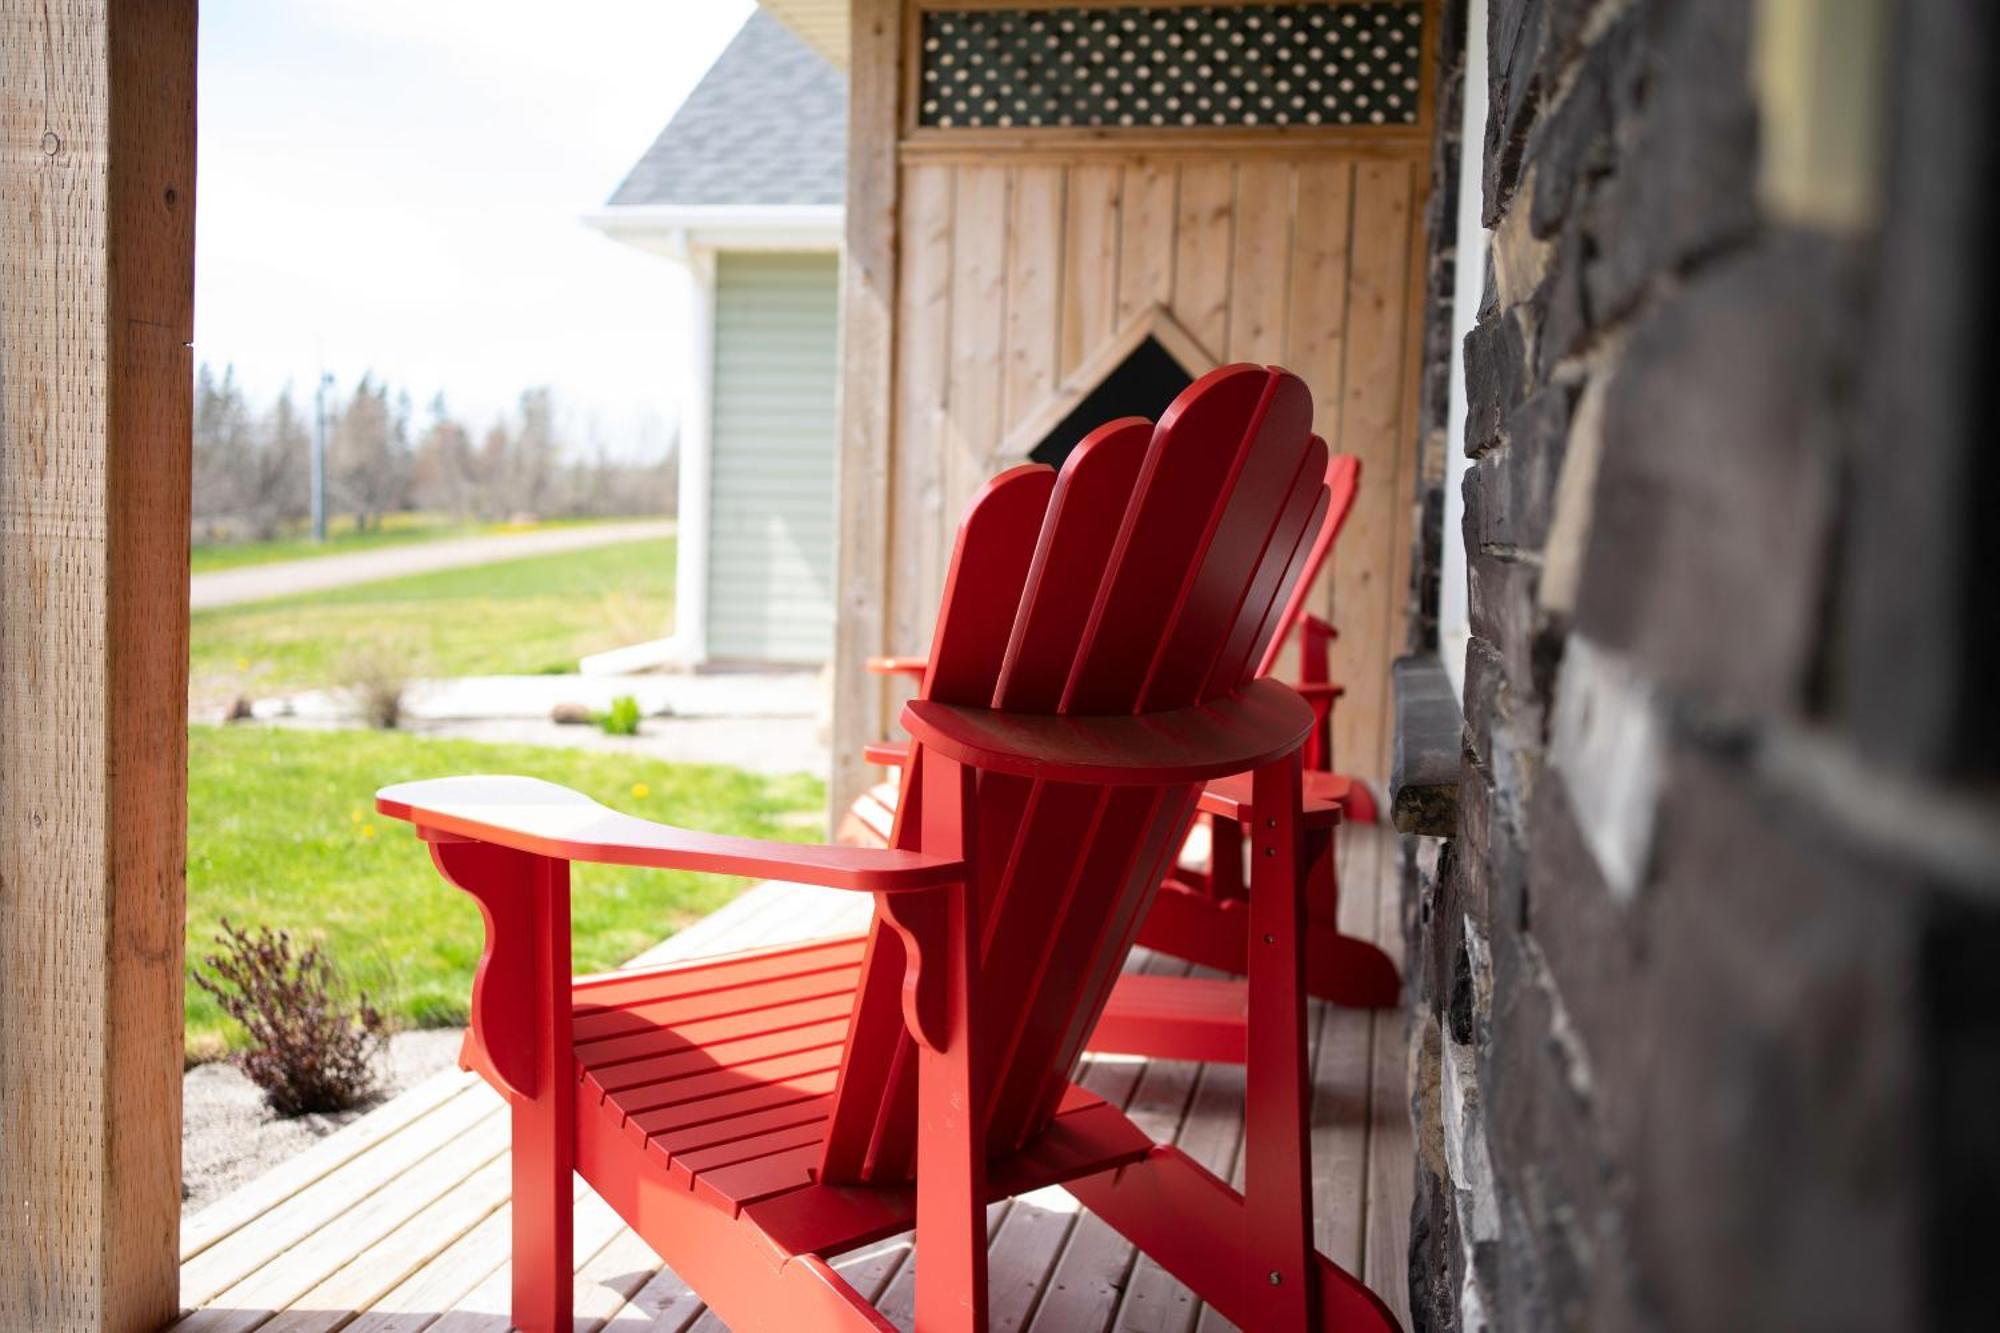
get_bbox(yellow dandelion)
[631,782,651,800]
[235,657,250,671]
[360,824,376,839]
[350,808,364,823]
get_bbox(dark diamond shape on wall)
[1028,336,1196,470]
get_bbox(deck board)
[178,825,1413,1331]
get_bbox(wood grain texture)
[1,3,195,1330]
[1060,163,1122,377]
[942,163,1011,542]
[886,163,956,678]
[1116,160,1178,325]
[1171,162,1235,360]
[1287,160,1357,441]
[829,0,904,822]
[1003,164,1064,426]
[1226,161,1294,364]
[1364,829,1414,1333]
[1323,160,1417,783]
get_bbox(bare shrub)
[342,642,408,729]
[191,919,388,1115]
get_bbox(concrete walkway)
[237,670,830,777]
[190,519,675,610]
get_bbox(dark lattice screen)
[917,3,1424,130]
[1028,337,1195,469]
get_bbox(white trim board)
[584,203,844,259]
[1438,0,1490,701]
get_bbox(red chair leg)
[433,839,577,1333]
[909,753,989,1333]
[1136,885,1399,1010]
[512,1089,574,1333]
[1246,755,1314,1330]
[513,855,576,1333]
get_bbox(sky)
[194,0,757,458]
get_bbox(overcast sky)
[195,0,756,457]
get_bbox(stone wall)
[1404,2,2000,1330]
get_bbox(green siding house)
[586,12,844,667]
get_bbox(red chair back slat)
[1255,451,1361,677]
[819,365,1328,1183]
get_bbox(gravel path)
[190,519,675,610]
[182,1028,466,1212]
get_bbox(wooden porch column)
[1,2,196,1329]
[828,0,902,824]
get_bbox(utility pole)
[312,370,332,541]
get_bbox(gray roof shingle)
[607,11,846,209]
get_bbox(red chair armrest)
[376,775,961,892]
[866,655,929,681]
[863,740,911,768]
[1196,771,1343,828]
[900,678,1313,785]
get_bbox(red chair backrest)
[820,365,1330,1183]
[1257,451,1360,677]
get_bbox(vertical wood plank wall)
[0,2,196,1328]
[833,6,1433,820]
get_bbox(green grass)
[190,538,674,704]
[186,725,824,1055]
[189,513,620,575]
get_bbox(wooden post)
[828,0,903,827]
[1,2,196,1329]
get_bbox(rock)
[550,702,594,725]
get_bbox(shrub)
[598,694,642,736]
[341,641,408,729]
[191,919,388,1115]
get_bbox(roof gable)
[607,10,846,209]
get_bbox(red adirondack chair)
[839,448,1397,1021]
[854,450,1377,819]
[376,364,1402,1332]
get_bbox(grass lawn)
[190,537,674,705]
[189,513,621,575]
[186,725,824,1057]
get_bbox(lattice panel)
[917,3,1424,130]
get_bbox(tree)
[192,364,255,539]
[242,389,310,539]
[411,393,481,519]
[499,387,561,519]
[328,375,411,531]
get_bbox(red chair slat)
[994,418,1153,711]
[1065,364,1275,715]
[575,992,858,1073]
[1257,451,1361,677]
[1140,377,1319,708]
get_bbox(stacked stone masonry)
[1400,3,2000,1331]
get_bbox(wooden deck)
[174,825,1412,1332]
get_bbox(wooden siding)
[1,2,197,1325]
[829,1,1438,820]
[880,156,1426,785]
[707,252,841,664]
